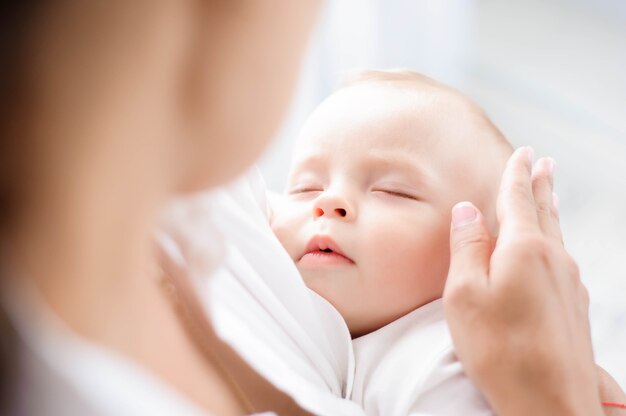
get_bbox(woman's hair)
[0,308,17,411]
[0,2,43,410]
[0,3,38,232]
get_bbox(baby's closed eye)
[371,186,420,201]
[288,185,323,195]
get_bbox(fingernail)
[545,157,556,176]
[552,192,560,211]
[452,202,478,228]
[526,147,535,167]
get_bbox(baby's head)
[271,70,512,337]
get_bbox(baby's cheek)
[384,232,449,299]
[270,215,299,259]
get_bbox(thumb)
[445,202,493,295]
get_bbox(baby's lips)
[301,234,354,263]
[299,250,354,266]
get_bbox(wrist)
[492,393,604,416]
[487,390,604,416]
[477,368,604,416]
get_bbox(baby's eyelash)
[373,189,418,200]
[288,186,323,194]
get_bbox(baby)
[271,70,512,415]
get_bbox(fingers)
[531,157,563,243]
[496,147,538,240]
[445,202,493,299]
[597,365,626,406]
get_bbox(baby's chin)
[298,269,335,297]
[298,270,352,311]
[298,270,397,338]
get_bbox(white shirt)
[4,281,212,416]
[351,299,493,416]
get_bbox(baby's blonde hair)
[341,68,513,153]
[342,68,445,89]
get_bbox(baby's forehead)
[340,75,484,116]
[309,82,485,135]
[294,83,490,161]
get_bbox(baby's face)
[272,83,505,337]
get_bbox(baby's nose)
[314,206,347,218]
[313,194,354,221]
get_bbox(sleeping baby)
[270,69,514,415]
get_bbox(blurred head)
[0,0,321,407]
[0,1,321,231]
[271,70,512,337]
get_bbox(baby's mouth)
[299,236,354,265]
[299,249,354,265]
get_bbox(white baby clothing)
[351,299,493,416]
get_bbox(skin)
[598,366,626,416]
[272,81,511,337]
[1,1,622,414]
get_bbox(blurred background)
[259,0,626,386]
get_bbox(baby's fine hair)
[340,68,513,152]
[341,68,449,90]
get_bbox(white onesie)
[351,299,493,416]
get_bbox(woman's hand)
[443,147,603,416]
[598,365,626,415]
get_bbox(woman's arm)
[444,147,604,416]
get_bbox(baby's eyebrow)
[287,154,329,186]
[289,154,327,174]
[363,153,431,181]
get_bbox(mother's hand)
[443,147,603,416]
[598,365,626,416]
